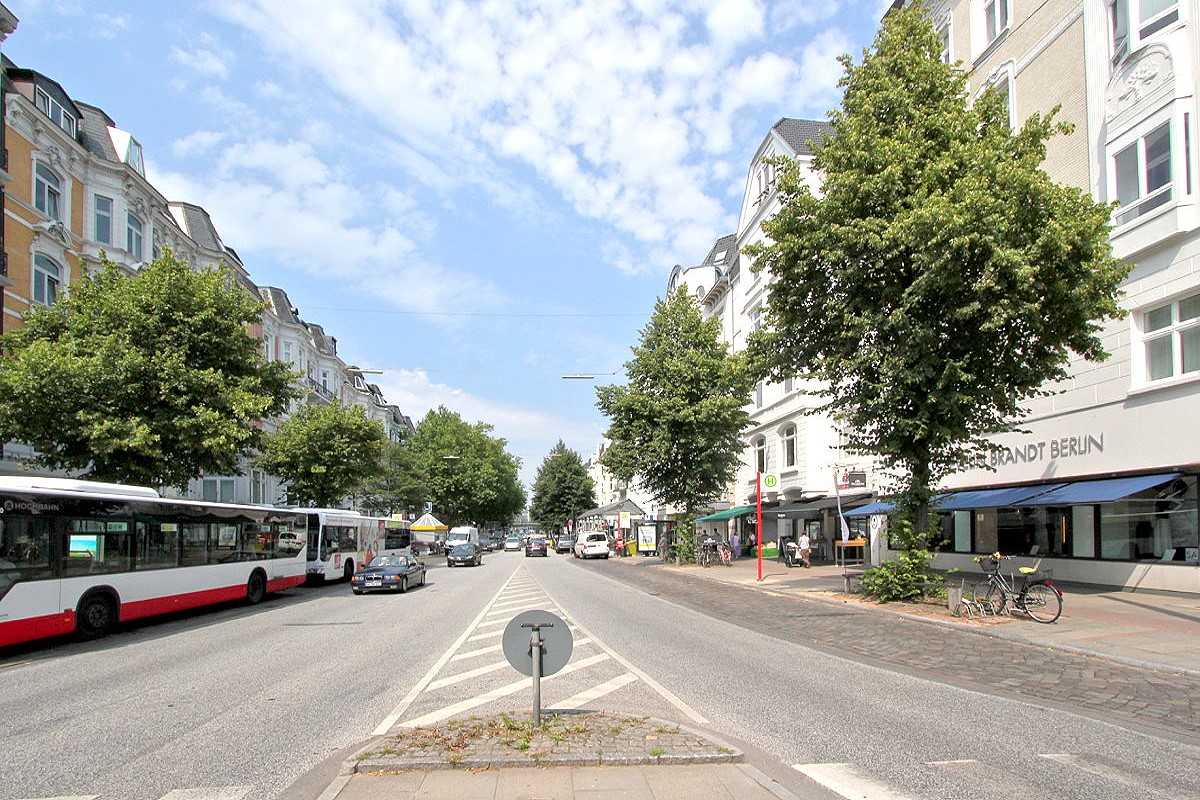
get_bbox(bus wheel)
[343,560,355,582]
[76,592,116,641]
[246,571,267,605]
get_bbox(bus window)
[0,516,52,596]
[181,523,208,566]
[69,520,133,574]
[136,521,180,570]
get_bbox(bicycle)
[696,537,721,568]
[716,541,732,567]
[960,553,1063,624]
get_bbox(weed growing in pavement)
[649,747,666,757]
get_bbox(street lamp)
[561,371,619,380]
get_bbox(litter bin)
[627,539,637,556]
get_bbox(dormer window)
[34,87,76,137]
[125,138,145,176]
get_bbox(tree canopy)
[257,401,388,507]
[0,251,297,488]
[746,6,1129,538]
[403,406,526,527]
[596,288,753,559]
[356,439,429,517]
[530,440,596,536]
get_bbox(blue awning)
[933,484,1066,511]
[844,501,894,517]
[1020,473,1182,506]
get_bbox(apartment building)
[668,119,879,561]
[852,0,1200,592]
[0,55,412,508]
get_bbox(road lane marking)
[1040,754,1200,800]
[399,652,611,728]
[160,789,254,799]
[551,672,639,710]
[793,763,921,800]
[425,658,512,690]
[372,563,528,735]
[466,628,505,642]
[452,636,590,663]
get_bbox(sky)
[5,0,887,492]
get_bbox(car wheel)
[604,553,610,559]
[343,560,354,582]
[399,577,408,593]
[353,588,364,595]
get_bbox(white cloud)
[209,0,848,275]
[170,41,231,79]
[170,130,226,158]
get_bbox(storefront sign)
[836,470,867,490]
[989,433,1104,468]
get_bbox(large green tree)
[596,288,753,562]
[746,6,1129,543]
[257,401,387,507]
[356,439,429,516]
[530,440,596,537]
[404,406,526,527]
[0,252,296,488]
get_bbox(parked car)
[574,532,610,559]
[350,554,427,594]
[554,535,574,554]
[525,536,548,557]
[277,531,305,553]
[503,535,523,552]
[447,542,483,567]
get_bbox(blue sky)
[6,0,886,490]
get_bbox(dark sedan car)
[447,542,482,567]
[524,537,548,557]
[350,554,426,594]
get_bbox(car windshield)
[376,555,409,567]
[450,544,475,555]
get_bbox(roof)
[772,118,833,156]
[578,499,644,518]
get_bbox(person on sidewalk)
[730,530,741,559]
[798,531,812,568]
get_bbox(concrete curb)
[346,714,744,774]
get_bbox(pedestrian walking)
[798,530,812,568]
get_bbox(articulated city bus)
[0,477,309,648]
[304,509,411,582]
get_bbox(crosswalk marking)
[159,788,253,800]
[552,671,639,710]
[399,652,611,728]
[425,658,512,690]
[793,763,922,800]
[466,628,505,642]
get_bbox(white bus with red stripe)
[304,509,411,582]
[0,477,308,648]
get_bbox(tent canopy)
[411,512,448,531]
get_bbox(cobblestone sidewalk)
[350,712,743,773]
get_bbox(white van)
[446,526,480,549]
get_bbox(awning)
[696,505,756,522]
[1021,473,1182,506]
[774,493,872,518]
[844,501,894,517]
[934,484,1067,511]
[411,512,447,531]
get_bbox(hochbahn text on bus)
[0,477,309,648]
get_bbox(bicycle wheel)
[1020,584,1062,623]
[980,582,1006,615]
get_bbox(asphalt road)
[541,554,1200,800]
[2,549,1199,800]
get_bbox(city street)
[1,550,1198,799]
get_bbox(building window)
[250,469,265,505]
[1114,121,1172,226]
[33,254,62,306]
[202,478,235,504]
[782,425,797,468]
[783,376,794,394]
[755,380,764,408]
[34,87,76,137]
[34,163,61,221]
[125,138,145,176]
[983,0,1010,44]
[94,195,113,245]
[282,341,294,364]
[937,21,951,63]
[754,438,767,473]
[126,212,144,260]
[1109,0,1179,61]
[1143,292,1200,381]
